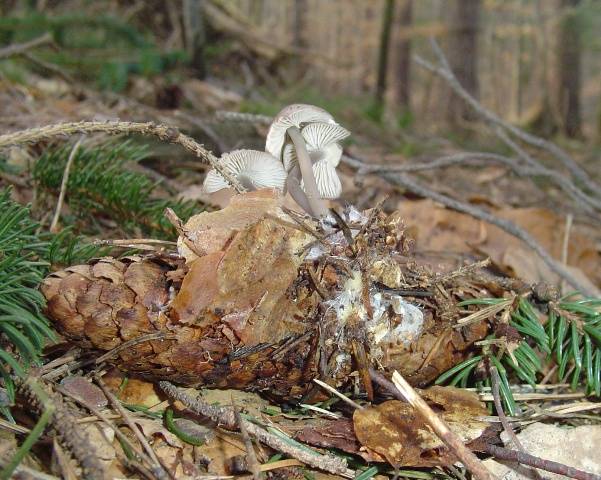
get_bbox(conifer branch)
[0,120,244,193]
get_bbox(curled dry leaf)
[396,199,601,291]
[353,386,489,467]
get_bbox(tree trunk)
[374,0,396,112]
[392,0,413,112]
[445,0,481,124]
[556,0,582,137]
[293,0,308,49]
[183,0,207,79]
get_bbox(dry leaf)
[353,386,489,467]
[395,199,601,290]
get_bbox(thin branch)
[355,151,601,218]
[484,444,601,480]
[490,366,544,480]
[0,32,53,59]
[342,154,596,297]
[95,376,170,480]
[50,135,84,233]
[159,381,354,478]
[369,369,498,480]
[313,379,364,410]
[414,38,600,198]
[232,399,261,480]
[214,110,273,125]
[55,385,156,480]
[0,120,245,192]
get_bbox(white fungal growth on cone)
[203,149,287,193]
[326,269,425,362]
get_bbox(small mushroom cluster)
[203,104,350,218]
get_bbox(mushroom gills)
[203,149,287,193]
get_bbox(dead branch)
[214,111,273,125]
[50,136,84,233]
[369,369,498,480]
[490,366,544,480]
[484,444,601,480]
[0,32,53,59]
[95,377,170,480]
[213,108,600,218]
[16,377,105,480]
[159,381,355,478]
[232,399,261,480]
[342,153,597,297]
[356,151,601,219]
[414,38,601,201]
[55,385,157,480]
[0,120,245,193]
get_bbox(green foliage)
[436,294,601,416]
[32,141,201,239]
[0,12,187,91]
[0,188,101,403]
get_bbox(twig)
[55,385,155,480]
[50,135,84,233]
[414,38,600,198]
[343,153,596,297]
[232,399,261,480]
[160,381,354,478]
[369,369,498,480]
[21,52,76,84]
[214,111,273,125]
[0,32,53,59]
[95,376,170,480]
[490,366,544,480]
[312,379,364,410]
[356,151,601,217]
[14,377,105,480]
[484,444,601,480]
[94,332,174,364]
[0,120,244,192]
[164,207,206,258]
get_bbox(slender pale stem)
[286,165,313,215]
[286,126,328,218]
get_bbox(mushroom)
[265,104,349,218]
[265,104,336,160]
[203,149,287,194]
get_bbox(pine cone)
[42,194,490,400]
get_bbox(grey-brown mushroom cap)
[265,104,336,160]
[203,149,287,193]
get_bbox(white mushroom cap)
[266,104,337,159]
[282,122,350,172]
[203,149,287,193]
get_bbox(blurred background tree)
[0,0,599,142]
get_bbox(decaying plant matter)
[42,190,492,401]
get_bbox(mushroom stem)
[286,126,329,218]
[286,165,313,215]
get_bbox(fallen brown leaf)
[353,386,489,467]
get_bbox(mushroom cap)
[203,149,287,193]
[282,122,350,172]
[266,104,336,159]
[300,160,342,199]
